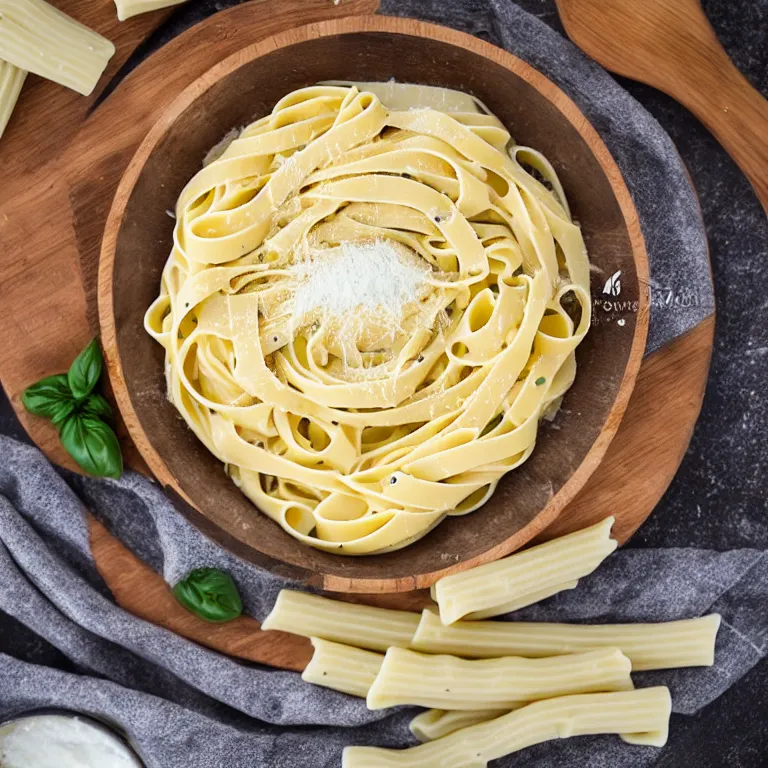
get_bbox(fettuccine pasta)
[145,83,591,555]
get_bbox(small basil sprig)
[22,338,123,479]
[173,568,243,623]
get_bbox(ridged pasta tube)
[343,687,672,767]
[0,0,114,96]
[409,709,509,742]
[301,638,383,698]
[433,517,616,624]
[463,580,578,619]
[261,590,419,652]
[0,59,25,138]
[113,0,188,21]
[410,708,669,746]
[412,609,721,671]
[366,646,633,710]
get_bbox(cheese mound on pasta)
[145,84,591,555]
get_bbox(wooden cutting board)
[0,0,714,671]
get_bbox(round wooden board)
[0,0,714,670]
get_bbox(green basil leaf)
[22,374,74,419]
[59,414,123,479]
[173,568,243,623]
[82,393,113,420]
[50,399,77,427]
[67,339,103,401]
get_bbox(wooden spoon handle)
[662,37,768,212]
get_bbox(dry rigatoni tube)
[412,609,721,671]
[0,0,114,96]
[0,59,25,138]
[261,590,419,652]
[433,517,616,624]
[409,709,509,743]
[464,580,578,619]
[113,0,188,21]
[410,707,670,747]
[301,638,383,698]
[344,687,672,767]
[366,646,632,710]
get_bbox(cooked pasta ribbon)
[145,83,591,555]
[302,637,383,698]
[261,590,419,652]
[433,517,616,624]
[0,0,114,96]
[343,687,672,766]
[365,646,633,710]
[0,59,25,139]
[413,608,721,671]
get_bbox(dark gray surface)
[1,0,767,765]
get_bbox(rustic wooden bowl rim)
[99,15,649,593]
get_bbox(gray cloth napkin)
[1,436,766,768]
[0,1,740,766]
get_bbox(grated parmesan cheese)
[291,240,429,332]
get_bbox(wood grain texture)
[0,1,174,471]
[89,317,714,669]
[98,13,649,593]
[555,0,768,213]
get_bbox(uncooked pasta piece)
[409,709,509,743]
[0,59,25,138]
[433,517,616,624]
[113,0,188,22]
[261,590,419,652]
[366,646,633,710]
[0,0,114,96]
[343,687,672,767]
[412,609,721,671]
[301,638,383,698]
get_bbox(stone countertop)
[1,0,766,764]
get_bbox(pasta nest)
[146,85,591,555]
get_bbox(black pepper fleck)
[417,355,424,362]
[390,476,397,485]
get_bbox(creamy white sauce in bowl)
[0,713,143,768]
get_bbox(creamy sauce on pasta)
[145,83,591,555]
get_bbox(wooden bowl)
[100,16,649,593]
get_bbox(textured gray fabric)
[381,0,714,353]
[1,435,766,767]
